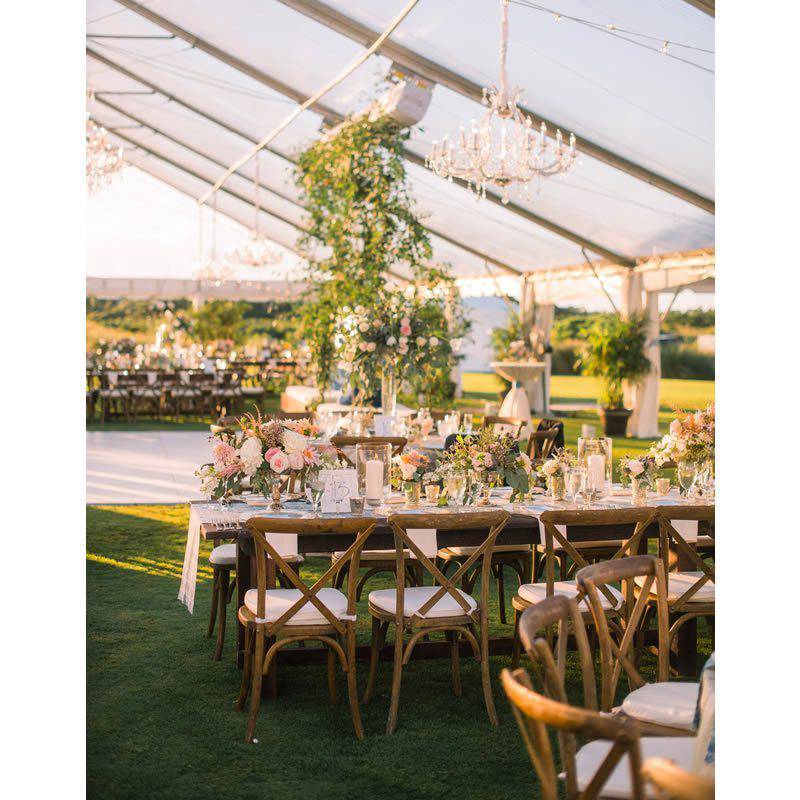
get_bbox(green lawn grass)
[87,505,711,799]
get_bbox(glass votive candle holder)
[656,477,671,495]
[425,484,441,504]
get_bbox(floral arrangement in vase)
[392,448,430,504]
[650,403,715,466]
[195,411,341,506]
[441,429,532,500]
[619,454,659,487]
[538,448,574,499]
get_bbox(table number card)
[320,468,359,513]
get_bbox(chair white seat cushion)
[209,543,237,566]
[244,587,349,626]
[209,543,303,567]
[634,572,715,603]
[332,549,417,562]
[621,681,700,731]
[369,586,477,619]
[573,736,696,798]
[517,581,623,610]
[438,544,530,557]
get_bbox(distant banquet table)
[489,361,546,424]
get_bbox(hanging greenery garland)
[295,112,468,403]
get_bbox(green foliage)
[489,313,523,360]
[660,344,715,380]
[294,113,467,393]
[86,297,192,335]
[576,314,651,408]
[186,300,249,345]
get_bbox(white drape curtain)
[528,303,554,413]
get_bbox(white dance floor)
[87,431,209,504]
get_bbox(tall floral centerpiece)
[651,404,715,467]
[295,112,469,406]
[195,412,340,510]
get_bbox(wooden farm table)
[184,494,714,680]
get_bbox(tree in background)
[186,300,249,346]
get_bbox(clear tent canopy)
[86,0,714,296]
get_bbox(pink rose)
[264,447,280,460]
[288,451,304,470]
[483,453,494,468]
[399,323,412,336]
[269,450,289,473]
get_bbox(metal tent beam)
[100,3,634,264]
[277,0,714,215]
[680,0,715,17]
[89,51,524,276]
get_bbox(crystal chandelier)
[86,116,124,195]
[228,154,284,268]
[425,0,577,202]
[195,200,234,287]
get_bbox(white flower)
[416,336,426,347]
[373,320,381,328]
[627,459,644,477]
[288,451,304,470]
[354,305,365,315]
[282,428,308,455]
[518,452,532,474]
[541,459,560,477]
[358,322,369,332]
[386,336,397,346]
[367,342,376,352]
[239,437,263,476]
[358,342,367,351]
[398,335,408,344]
[428,336,439,347]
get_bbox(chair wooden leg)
[345,627,364,740]
[448,630,462,697]
[496,564,507,625]
[245,629,266,743]
[363,616,386,704]
[327,644,339,704]
[206,568,219,638]
[386,624,404,735]
[213,569,230,661]
[236,624,253,710]
[510,608,522,669]
[479,621,499,727]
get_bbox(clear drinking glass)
[677,461,698,497]
[463,412,474,434]
[309,475,326,513]
[446,473,467,506]
[566,466,586,504]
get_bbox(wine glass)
[566,466,586,505]
[677,462,697,497]
[308,475,326,514]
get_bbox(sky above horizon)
[87,165,713,311]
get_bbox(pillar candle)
[587,454,605,491]
[365,459,384,501]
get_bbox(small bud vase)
[403,481,421,506]
[548,475,566,500]
[631,477,648,506]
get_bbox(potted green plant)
[576,314,651,436]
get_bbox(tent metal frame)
[99,3,635,265]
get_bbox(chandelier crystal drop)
[425,0,577,202]
[86,116,124,195]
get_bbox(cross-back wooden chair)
[643,507,715,666]
[576,556,701,737]
[483,415,526,438]
[237,516,376,744]
[526,427,559,462]
[511,508,659,667]
[642,758,714,800]
[503,596,697,800]
[364,510,510,734]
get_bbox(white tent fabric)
[86,0,714,280]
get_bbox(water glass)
[445,473,467,506]
[677,461,697,497]
[566,466,586,504]
[424,484,441,504]
[463,413,474,434]
[309,476,326,513]
[655,477,671,495]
